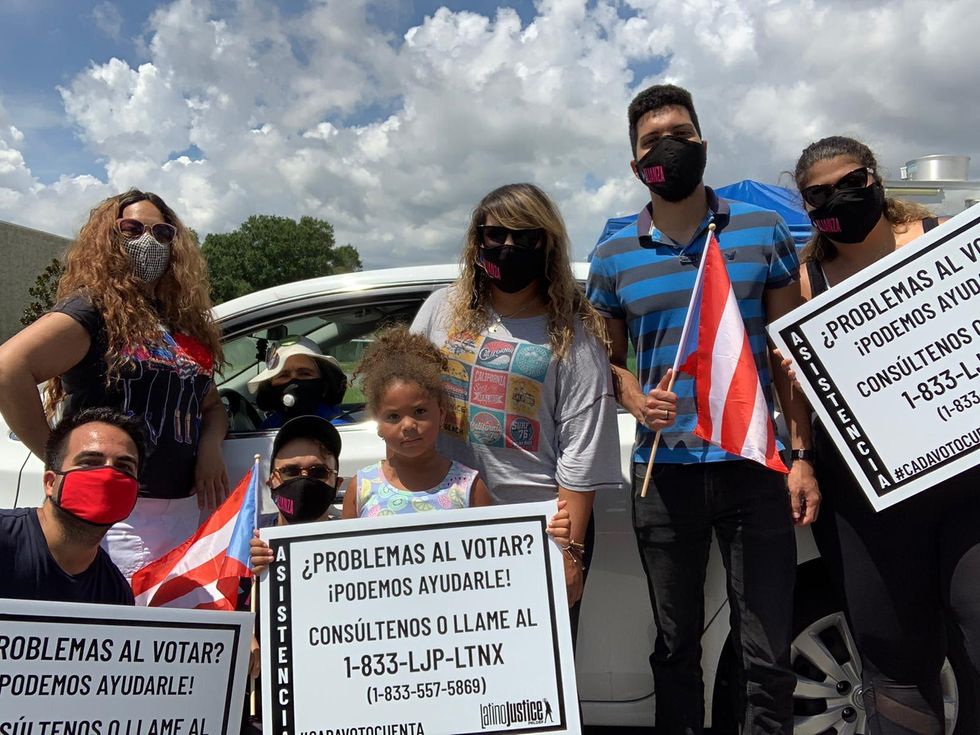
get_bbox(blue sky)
[0,0,147,181]
[0,1,536,184]
[0,1,976,266]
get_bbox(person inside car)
[0,407,146,605]
[247,336,350,429]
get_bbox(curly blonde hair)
[47,190,222,412]
[355,326,448,414]
[795,136,935,263]
[447,183,608,359]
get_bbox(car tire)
[790,573,966,735]
[711,563,972,735]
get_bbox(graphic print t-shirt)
[411,288,621,504]
[52,295,215,499]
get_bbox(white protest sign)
[259,501,579,735]
[769,204,980,510]
[0,600,252,735]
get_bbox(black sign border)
[778,212,980,496]
[268,514,570,735]
[0,613,244,734]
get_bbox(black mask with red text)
[635,136,706,202]
[478,245,546,294]
[272,476,336,523]
[808,182,885,245]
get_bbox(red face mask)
[52,466,139,526]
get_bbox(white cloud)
[0,100,36,209]
[92,1,124,41]
[1,0,978,264]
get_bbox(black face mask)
[808,182,886,245]
[256,378,324,416]
[635,136,707,202]
[272,476,336,524]
[478,245,547,294]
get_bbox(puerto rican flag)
[131,460,259,608]
[675,229,788,473]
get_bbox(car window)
[217,298,425,433]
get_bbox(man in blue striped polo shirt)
[586,84,819,735]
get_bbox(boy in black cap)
[247,415,342,682]
[265,414,343,525]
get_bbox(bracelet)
[561,544,586,570]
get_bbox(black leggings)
[812,429,980,734]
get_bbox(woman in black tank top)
[792,137,979,735]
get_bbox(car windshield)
[216,301,421,430]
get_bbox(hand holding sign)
[259,501,581,734]
[769,204,980,510]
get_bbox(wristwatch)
[790,449,814,462]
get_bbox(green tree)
[21,258,64,326]
[202,215,362,303]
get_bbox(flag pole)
[249,453,261,718]
[640,223,716,498]
[252,453,261,531]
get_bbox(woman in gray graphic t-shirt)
[411,183,621,635]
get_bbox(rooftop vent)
[901,155,970,182]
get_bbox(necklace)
[488,300,539,334]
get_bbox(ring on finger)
[663,408,669,421]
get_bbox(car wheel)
[791,609,960,734]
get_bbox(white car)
[0,264,968,734]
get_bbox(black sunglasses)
[801,167,875,208]
[117,218,178,245]
[274,463,337,481]
[477,225,545,250]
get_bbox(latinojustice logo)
[479,698,554,728]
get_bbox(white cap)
[246,337,345,394]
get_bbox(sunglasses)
[274,463,337,481]
[477,225,545,250]
[117,218,178,245]
[801,167,875,208]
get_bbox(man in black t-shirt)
[0,407,147,605]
